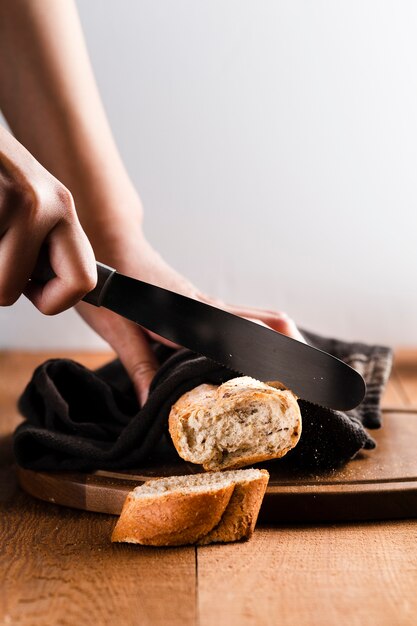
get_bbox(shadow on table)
[0,433,14,468]
[0,433,19,503]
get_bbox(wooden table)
[1,351,417,626]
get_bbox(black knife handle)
[83,262,116,307]
[31,260,116,308]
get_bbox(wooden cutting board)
[17,410,417,522]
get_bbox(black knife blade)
[81,262,366,410]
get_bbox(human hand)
[0,0,302,407]
[0,127,97,313]
[76,219,304,407]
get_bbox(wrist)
[78,210,146,269]
[74,186,144,241]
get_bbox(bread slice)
[168,376,302,471]
[111,468,269,547]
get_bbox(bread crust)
[168,377,301,471]
[197,470,269,545]
[111,469,269,547]
[112,484,234,546]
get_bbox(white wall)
[1,0,417,349]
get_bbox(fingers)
[143,329,180,350]
[24,217,97,315]
[0,201,95,313]
[0,223,43,305]
[0,165,44,305]
[76,304,159,406]
[221,302,288,324]
[0,130,97,314]
[267,316,306,343]
[200,296,306,343]
[119,330,159,406]
[236,308,306,342]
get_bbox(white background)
[1,0,416,349]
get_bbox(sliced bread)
[111,468,269,547]
[169,376,302,471]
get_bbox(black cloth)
[13,331,392,472]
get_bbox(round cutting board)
[17,411,417,522]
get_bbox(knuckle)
[67,268,97,299]
[55,184,74,210]
[80,266,98,294]
[267,312,291,326]
[33,182,75,222]
[273,316,292,329]
[58,267,97,306]
[277,311,290,320]
[129,360,156,382]
[54,184,77,220]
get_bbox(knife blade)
[80,262,365,410]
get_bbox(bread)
[111,468,269,547]
[168,376,302,471]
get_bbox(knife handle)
[31,260,116,308]
[83,262,116,307]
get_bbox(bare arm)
[0,0,141,240]
[0,0,303,404]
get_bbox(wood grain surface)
[0,352,196,626]
[1,350,417,626]
[197,522,417,626]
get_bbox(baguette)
[111,468,269,547]
[168,376,302,471]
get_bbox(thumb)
[76,305,160,406]
[116,328,159,406]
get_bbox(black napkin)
[13,331,392,472]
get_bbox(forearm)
[0,0,142,247]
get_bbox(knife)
[63,261,364,411]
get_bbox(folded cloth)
[13,332,392,472]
